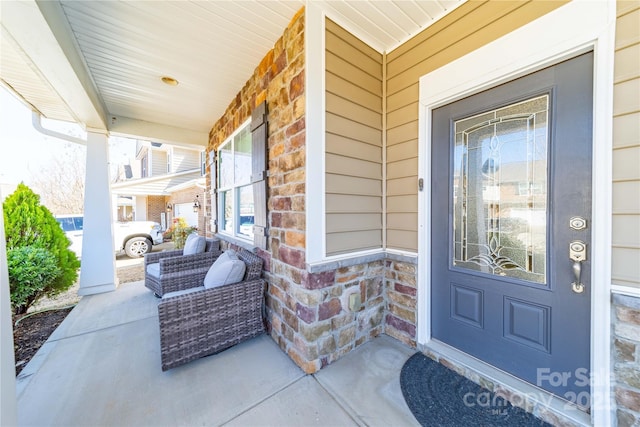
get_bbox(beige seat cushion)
[146,263,160,278]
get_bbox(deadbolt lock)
[569,216,587,231]
[569,241,587,262]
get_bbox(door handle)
[572,261,584,293]
[569,241,586,294]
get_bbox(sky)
[0,86,136,189]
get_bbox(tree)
[3,183,80,314]
[30,142,85,215]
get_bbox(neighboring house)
[1,1,638,426]
[111,140,207,232]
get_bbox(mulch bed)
[13,307,74,375]
[12,262,145,376]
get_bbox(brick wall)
[613,294,640,426]
[147,195,167,226]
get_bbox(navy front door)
[431,52,593,406]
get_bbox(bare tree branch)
[30,143,86,215]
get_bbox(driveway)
[115,241,174,267]
[115,241,175,283]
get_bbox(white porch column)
[112,194,119,222]
[79,131,117,295]
[0,197,18,425]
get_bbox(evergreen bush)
[7,246,61,314]
[3,183,80,314]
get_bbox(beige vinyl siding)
[325,18,383,256]
[152,150,167,176]
[384,0,567,252]
[612,0,640,288]
[172,147,200,173]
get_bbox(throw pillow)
[184,232,197,245]
[204,250,246,288]
[215,248,235,264]
[183,234,206,255]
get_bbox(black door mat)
[400,352,551,426]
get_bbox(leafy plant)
[170,217,196,249]
[7,247,61,314]
[3,183,80,314]
[163,227,173,240]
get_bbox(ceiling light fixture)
[161,76,179,86]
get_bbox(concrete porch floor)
[16,281,420,426]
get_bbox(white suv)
[56,214,164,258]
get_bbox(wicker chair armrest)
[145,249,184,266]
[159,268,210,294]
[158,250,222,274]
[235,249,264,281]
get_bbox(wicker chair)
[144,238,220,297]
[157,248,265,371]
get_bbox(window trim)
[216,119,253,242]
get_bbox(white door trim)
[417,1,615,425]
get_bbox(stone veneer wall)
[271,252,422,373]
[282,261,386,372]
[613,294,640,426]
[206,1,305,261]
[205,7,422,374]
[385,258,418,348]
[270,253,420,373]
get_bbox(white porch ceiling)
[0,0,461,147]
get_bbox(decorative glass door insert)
[452,95,549,284]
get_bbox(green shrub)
[8,246,61,314]
[3,183,80,314]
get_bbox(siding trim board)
[416,2,615,425]
[382,51,387,249]
[304,3,325,263]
